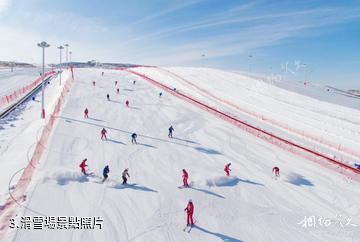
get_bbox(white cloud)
[132,0,203,25]
[120,6,360,47]
[0,0,11,13]
[119,6,360,66]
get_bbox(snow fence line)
[157,67,360,160]
[0,71,56,110]
[0,71,74,240]
[118,68,360,182]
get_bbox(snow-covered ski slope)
[0,68,42,97]
[0,71,68,204]
[232,70,360,111]
[134,67,360,165]
[7,68,359,242]
[0,68,47,113]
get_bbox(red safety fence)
[0,71,74,240]
[0,71,56,109]
[121,68,360,182]
[156,68,360,159]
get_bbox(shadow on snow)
[56,175,89,186]
[111,183,157,193]
[59,116,199,149]
[286,172,313,186]
[193,225,243,242]
[195,147,222,155]
[108,100,122,104]
[207,177,264,187]
[137,143,157,148]
[87,117,105,122]
[231,178,264,187]
[190,187,225,199]
[108,138,126,145]
[172,137,199,144]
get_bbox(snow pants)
[187,213,194,225]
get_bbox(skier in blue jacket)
[102,165,110,182]
[131,133,138,144]
[168,126,174,138]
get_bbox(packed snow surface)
[0,68,42,97]
[2,68,359,242]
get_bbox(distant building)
[348,90,360,97]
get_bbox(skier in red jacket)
[184,200,194,226]
[182,169,189,187]
[101,128,107,140]
[272,166,280,177]
[84,108,89,118]
[79,158,88,175]
[224,163,231,176]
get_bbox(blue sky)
[0,0,359,89]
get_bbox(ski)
[187,225,193,233]
[178,182,194,189]
[178,185,190,189]
[86,172,95,177]
[183,220,196,232]
[182,225,192,232]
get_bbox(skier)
[224,163,231,176]
[101,128,107,140]
[272,166,280,177]
[102,165,110,182]
[107,94,110,101]
[115,81,118,86]
[133,80,136,85]
[92,81,96,86]
[79,158,88,175]
[182,169,189,187]
[131,133,137,144]
[122,168,130,185]
[117,88,120,94]
[184,200,194,226]
[101,71,104,76]
[125,100,129,107]
[84,108,89,118]
[159,92,162,98]
[70,65,74,80]
[168,126,174,138]
[354,163,360,170]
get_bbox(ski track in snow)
[2,68,359,242]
